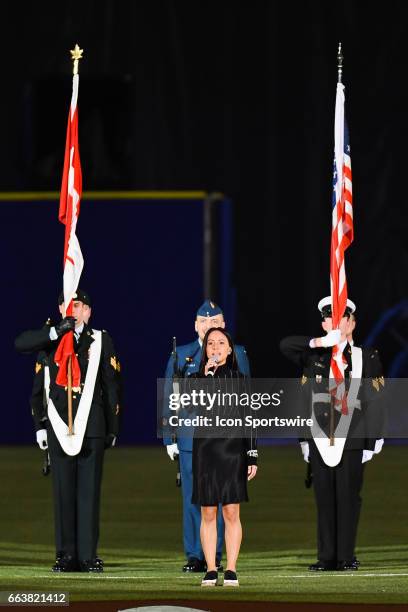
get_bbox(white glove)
[300,441,309,463]
[166,443,179,461]
[320,329,342,348]
[362,449,374,463]
[36,429,48,450]
[374,439,384,454]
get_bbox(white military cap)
[318,296,356,317]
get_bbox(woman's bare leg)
[201,506,218,571]
[222,503,242,571]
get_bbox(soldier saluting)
[15,289,121,572]
[280,297,384,572]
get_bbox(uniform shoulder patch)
[35,362,42,374]
[110,356,119,371]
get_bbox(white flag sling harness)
[44,330,102,456]
[312,345,362,466]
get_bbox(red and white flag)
[54,72,84,388]
[329,82,354,414]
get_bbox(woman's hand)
[247,465,258,481]
[204,357,219,376]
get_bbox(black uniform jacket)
[280,336,385,450]
[15,322,121,438]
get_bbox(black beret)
[58,289,91,306]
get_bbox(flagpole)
[67,44,83,436]
[330,42,344,447]
[337,42,343,84]
[67,355,73,435]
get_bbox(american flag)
[54,70,84,389]
[330,82,353,415]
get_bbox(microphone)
[206,355,220,376]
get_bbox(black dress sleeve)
[237,372,258,466]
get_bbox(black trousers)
[309,440,364,563]
[47,425,105,561]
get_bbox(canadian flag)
[54,72,84,388]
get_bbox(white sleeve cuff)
[49,327,58,341]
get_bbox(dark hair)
[198,327,237,374]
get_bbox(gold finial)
[70,44,83,75]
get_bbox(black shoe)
[352,556,360,567]
[337,560,359,571]
[308,560,337,571]
[201,570,218,587]
[80,558,104,573]
[223,570,239,587]
[52,554,79,572]
[182,557,206,573]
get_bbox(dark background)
[2,1,408,440]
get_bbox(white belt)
[312,393,331,403]
[312,392,361,410]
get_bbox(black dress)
[191,365,257,506]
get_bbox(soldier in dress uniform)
[280,297,384,571]
[15,289,121,572]
[163,300,250,573]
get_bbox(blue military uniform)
[163,301,250,569]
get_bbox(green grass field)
[0,445,407,604]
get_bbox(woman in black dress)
[191,327,257,587]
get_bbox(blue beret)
[196,300,223,317]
